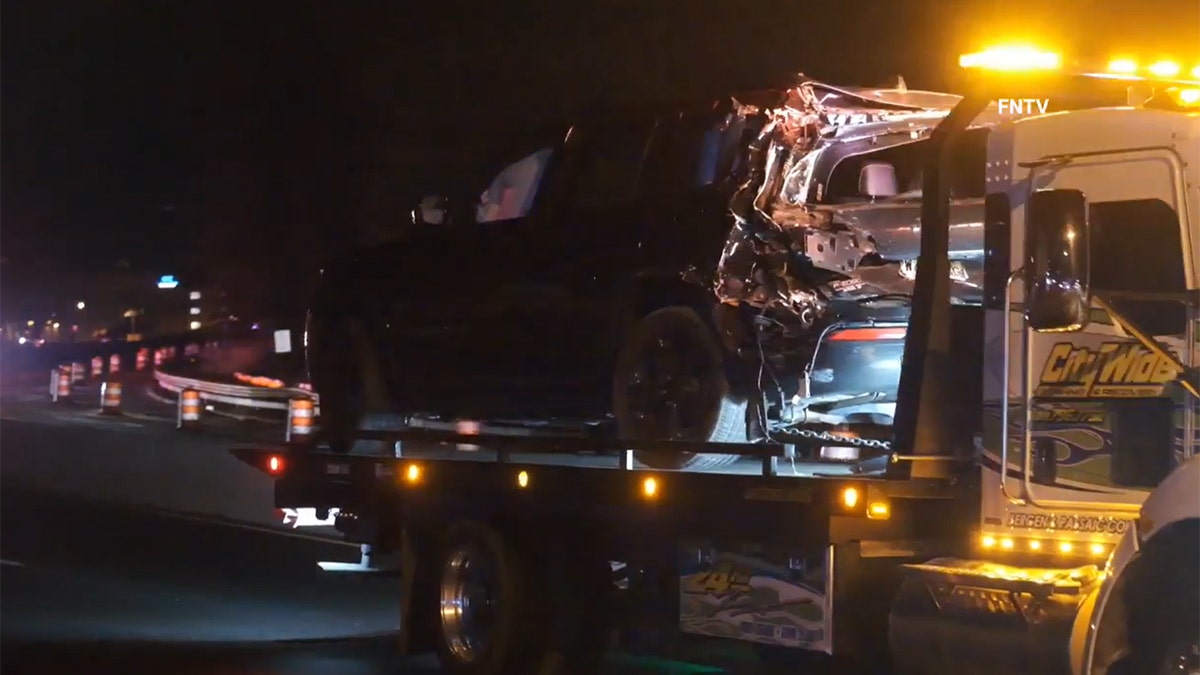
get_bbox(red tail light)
[267,454,285,475]
[827,327,907,342]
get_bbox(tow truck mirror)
[1024,188,1091,332]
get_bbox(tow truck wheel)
[614,306,746,471]
[435,522,538,675]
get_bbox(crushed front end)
[706,78,988,454]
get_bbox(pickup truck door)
[492,118,661,414]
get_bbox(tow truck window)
[1089,198,1187,336]
[1086,198,1187,488]
[476,147,554,223]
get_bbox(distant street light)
[76,301,86,310]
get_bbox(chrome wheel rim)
[439,543,499,663]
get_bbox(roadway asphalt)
[0,483,419,673]
[0,377,414,673]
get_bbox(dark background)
[3,0,1198,325]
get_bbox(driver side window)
[476,147,554,223]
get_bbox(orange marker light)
[840,486,861,509]
[642,477,659,498]
[405,464,422,484]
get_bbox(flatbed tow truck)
[234,48,1200,675]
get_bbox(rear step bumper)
[889,557,1102,675]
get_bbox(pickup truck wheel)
[614,306,745,471]
[435,522,537,675]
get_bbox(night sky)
[2,0,1197,317]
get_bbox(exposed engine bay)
[710,78,991,436]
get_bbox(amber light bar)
[979,532,1110,558]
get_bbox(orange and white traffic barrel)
[109,354,121,373]
[100,381,123,415]
[136,348,149,371]
[287,397,316,442]
[91,356,103,379]
[70,362,85,383]
[177,388,202,429]
[51,367,71,403]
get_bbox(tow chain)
[773,428,894,451]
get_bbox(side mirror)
[412,195,447,226]
[859,162,898,199]
[1024,188,1090,332]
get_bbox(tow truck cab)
[889,71,1200,675]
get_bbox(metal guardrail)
[154,369,318,412]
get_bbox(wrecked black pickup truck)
[306,77,991,470]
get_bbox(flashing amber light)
[1148,60,1181,78]
[1029,539,1043,551]
[267,455,284,474]
[517,470,529,488]
[1059,541,1074,554]
[840,487,861,510]
[981,535,997,549]
[867,501,890,520]
[1177,88,1200,105]
[642,477,659,498]
[404,463,422,484]
[1107,58,1139,75]
[959,46,1062,72]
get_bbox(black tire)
[434,521,538,675]
[1110,527,1200,675]
[312,317,403,455]
[613,306,746,471]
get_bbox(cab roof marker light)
[1148,60,1181,78]
[958,46,1062,72]
[1107,58,1138,75]
[1192,65,1200,79]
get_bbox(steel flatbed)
[233,423,969,555]
[231,425,973,670]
